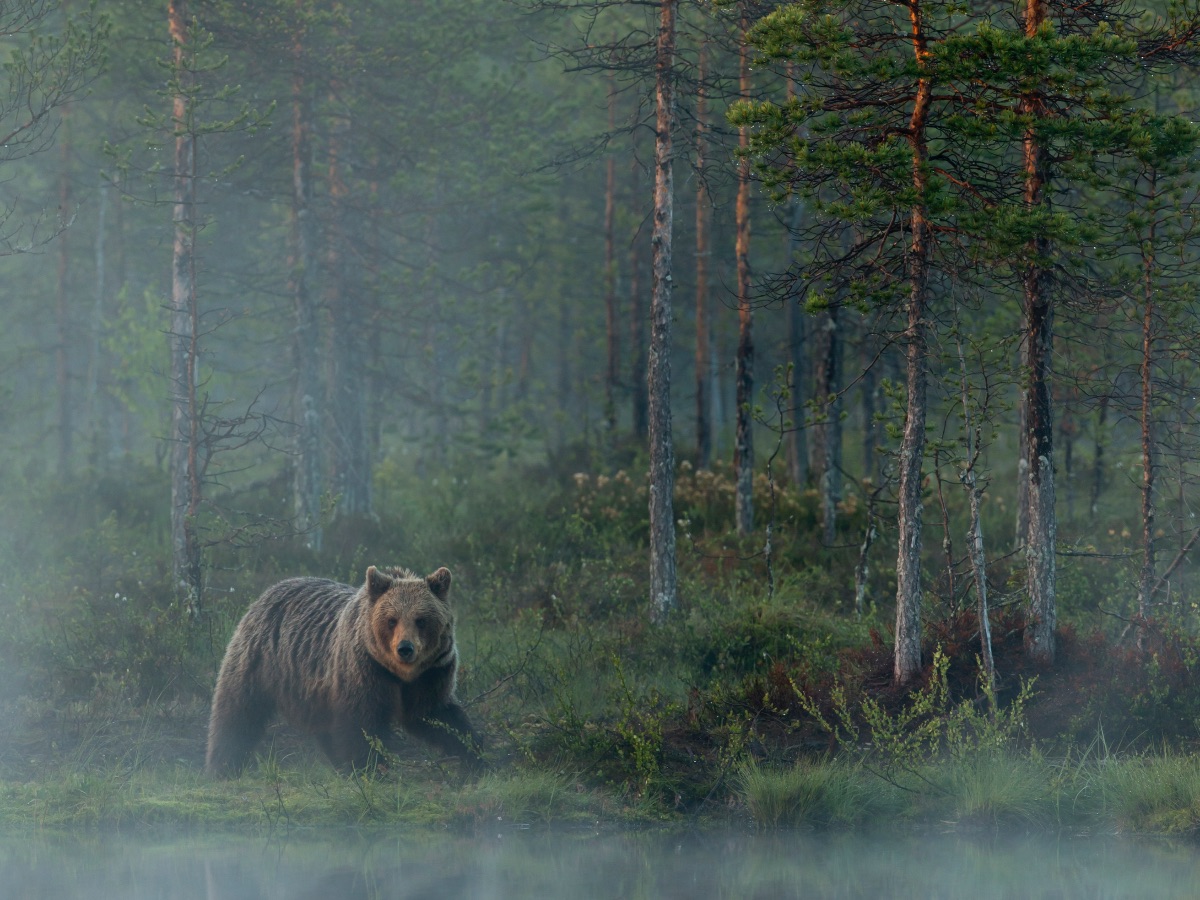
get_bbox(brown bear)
[205,565,481,776]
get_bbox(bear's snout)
[397,639,416,661]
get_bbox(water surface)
[2,826,1197,899]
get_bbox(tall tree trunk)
[325,97,371,518]
[648,0,678,621]
[604,72,619,439]
[86,174,107,460]
[784,64,807,489]
[957,328,995,694]
[786,202,808,489]
[168,0,202,610]
[810,306,842,545]
[1136,186,1158,649]
[289,27,322,549]
[694,41,712,470]
[733,6,754,537]
[1090,391,1109,518]
[1021,0,1057,665]
[630,164,649,442]
[894,0,933,687]
[56,104,72,476]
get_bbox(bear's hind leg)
[205,683,274,777]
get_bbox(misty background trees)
[5,0,1200,699]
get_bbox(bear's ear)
[366,566,393,600]
[426,566,452,601]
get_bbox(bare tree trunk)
[325,96,371,518]
[810,306,842,545]
[1090,392,1109,518]
[86,174,107,458]
[289,23,323,549]
[168,0,202,610]
[604,72,619,440]
[784,65,807,489]
[733,7,754,537]
[629,161,648,442]
[1021,0,1057,665]
[56,105,72,476]
[1014,363,1029,550]
[648,0,677,621]
[954,322,995,693]
[894,1,933,687]
[694,41,712,470]
[1137,187,1158,648]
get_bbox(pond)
[1,826,1198,899]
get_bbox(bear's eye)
[414,617,428,631]
[386,617,398,630]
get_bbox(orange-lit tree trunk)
[733,5,754,537]
[648,0,678,621]
[893,0,933,687]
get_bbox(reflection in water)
[1,827,1199,899]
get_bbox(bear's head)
[362,565,456,682]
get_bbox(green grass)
[736,759,902,828]
[0,761,620,831]
[1095,753,1200,835]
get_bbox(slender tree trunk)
[648,0,677,621]
[604,72,619,440]
[86,174,107,459]
[734,7,754,537]
[810,306,842,545]
[1137,190,1158,648]
[325,96,371,518]
[630,193,648,442]
[894,1,933,687]
[1090,392,1109,518]
[694,41,712,470]
[289,29,322,549]
[56,105,72,476]
[168,0,202,610]
[1021,0,1057,665]
[956,329,995,694]
[784,65,807,489]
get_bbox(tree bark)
[56,103,72,476]
[1021,0,1057,665]
[168,0,202,610]
[324,94,371,518]
[810,305,842,545]
[604,72,619,439]
[784,65,807,489]
[694,41,712,470]
[734,6,754,537]
[289,19,323,550]
[630,160,648,443]
[648,0,678,621]
[894,0,933,687]
[1137,181,1158,648]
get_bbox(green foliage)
[796,648,1037,773]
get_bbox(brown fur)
[205,565,480,776]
